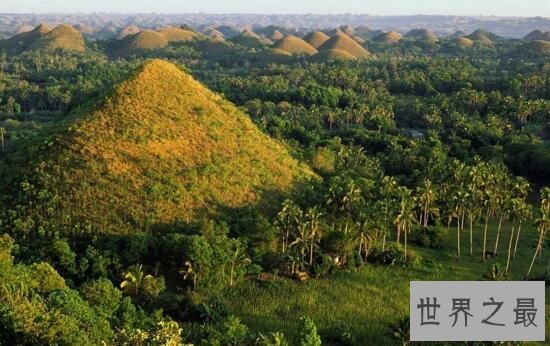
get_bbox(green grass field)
[220,223,549,345]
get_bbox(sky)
[2,0,549,17]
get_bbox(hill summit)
[317,32,370,58]
[523,30,550,41]
[0,60,312,234]
[303,31,330,48]
[0,24,85,52]
[273,34,318,55]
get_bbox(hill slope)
[273,35,317,55]
[303,31,330,49]
[318,32,370,58]
[0,60,313,234]
[373,31,402,44]
[405,28,438,43]
[524,30,550,41]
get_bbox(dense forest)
[0,22,548,345]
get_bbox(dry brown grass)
[318,32,370,58]
[118,29,168,53]
[466,30,493,44]
[303,31,330,49]
[273,34,317,55]
[269,30,285,41]
[157,27,203,42]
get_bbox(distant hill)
[157,27,203,42]
[373,31,402,44]
[303,31,330,49]
[117,25,140,39]
[466,29,498,44]
[269,30,285,41]
[452,36,474,48]
[230,29,272,48]
[317,32,370,58]
[116,29,168,54]
[523,30,550,41]
[0,60,313,234]
[262,48,293,63]
[405,28,438,43]
[215,25,241,39]
[273,34,317,55]
[0,24,85,52]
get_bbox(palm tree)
[180,261,197,290]
[305,207,323,266]
[417,178,437,227]
[395,188,416,258]
[276,199,302,253]
[355,213,377,261]
[120,264,156,304]
[526,188,550,279]
[513,200,532,259]
[0,127,6,151]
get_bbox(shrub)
[312,254,332,278]
[368,245,421,267]
[80,278,122,315]
[299,316,321,346]
[411,226,447,249]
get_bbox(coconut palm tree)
[526,188,550,278]
[513,200,532,259]
[0,127,6,151]
[395,188,416,258]
[305,207,324,266]
[276,199,302,253]
[417,178,437,227]
[120,264,157,304]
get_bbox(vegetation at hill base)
[0,19,549,345]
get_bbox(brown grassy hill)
[196,38,234,56]
[452,37,474,48]
[230,29,272,48]
[205,28,224,39]
[339,25,355,36]
[522,40,550,53]
[524,30,550,41]
[405,28,438,43]
[269,30,285,41]
[318,32,370,58]
[117,30,169,54]
[310,49,356,62]
[0,24,51,50]
[31,24,86,52]
[273,34,317,55]
[373,31,402,44]
[158,27,203,42]
[0,60,313,234]
[117,25,141,39]
[466,30,495,44]
[14,25,33,35]
[450,31,466,38]
[304,31,330,48]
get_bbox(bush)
[368,245,421,267]
[411,226,447,249]
[299,316,321,346]
[312,254,332,278]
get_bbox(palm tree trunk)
[469,214,473,256]
[457,219,461,260]
[505,225,515,274]
[483,209,490,261]
[404,227,408,259]
[513,222,522,259]
[382,233,386,251]
[526,229,545,279]
[493,214,504,256]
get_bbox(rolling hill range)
[0,60,313,234]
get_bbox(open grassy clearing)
[221,223,549,344]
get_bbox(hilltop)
[116,29,169,54]
[0,60,313,234]
[303,31,330,49]
[230,29,272,48]
[268,30,285,41]
[405,28,438,43]
[157,27,203,42]
[273,34,317,55]
[466,29,497,44]
[317,32,370,58]
[0,23,85,52]
[117,25,141,39]
[452,36,474,48]
[373,31,402,44]
[524,30,550,41]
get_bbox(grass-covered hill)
[0,59,313,234]
[230,29,272,48]
[303,30,330,49]
[466,29,496,44]
[272,34,318,55]
[317,32,371,58]
[310,48,356,62]
[0,23,85,52]
[373,31,403,44]
[405,28,438,43]
[523,29,550,41]
[522,40,550,53]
